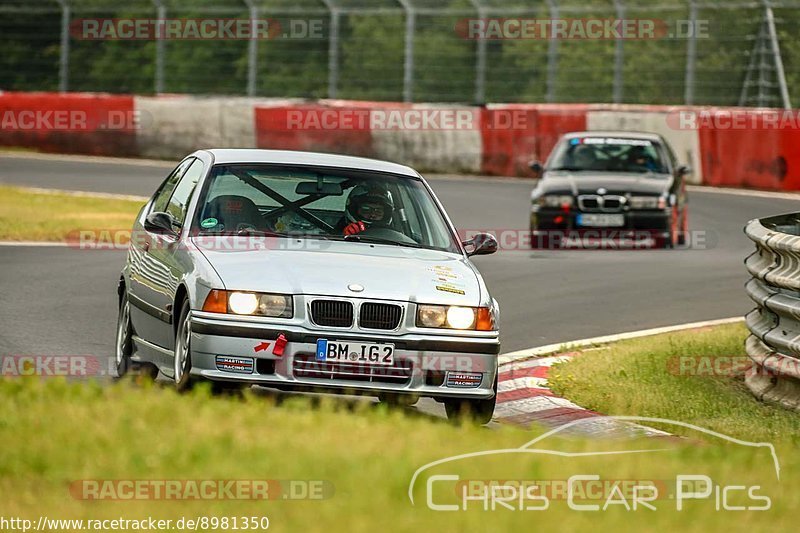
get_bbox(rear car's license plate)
[577,213,625,227]
[315,339,395,365]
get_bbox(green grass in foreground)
[0,185,143,241]
[0,374,797,531]
[548,323,800,443]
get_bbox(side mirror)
[144,212,179,236]
[677,164,691,176]
[528,160,543,179]
[463,233,498,257]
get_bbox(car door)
[129,158,203,351]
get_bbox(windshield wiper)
[342,234,423,249]
[548,166,586,172]
[197,228,286,237]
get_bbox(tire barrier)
[744,213,800,411]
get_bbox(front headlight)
[202,290,293,318]
[538,195,574,208]
[416,304,495,331]
[629,196,666,209]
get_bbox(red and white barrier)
[0,91,136,156]
[2,91,799,192]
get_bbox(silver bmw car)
[116,149,500,422]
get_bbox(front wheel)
[114,293,133,378]
[173,300,197,392]
[662,205,680,249]
[444,375,497,425]
[677,207,688,246]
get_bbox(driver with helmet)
[339,185,395,236]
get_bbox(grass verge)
[0,185,143,241]
[548,322,800,443]
[0,374,797,531]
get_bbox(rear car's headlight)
[537,195,573,208]
[416,305,495,331]
[202,290,293,318]
[629,195,666,209]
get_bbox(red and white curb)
[492,317,743,437]
[493,352,670,438]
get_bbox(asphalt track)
[2,152,799,360]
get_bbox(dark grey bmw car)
[529,131,691,249]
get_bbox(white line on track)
[9,186,148,202]
[0,150,173,168]
[499,316,744,366]
[0,241,69,247]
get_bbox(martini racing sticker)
[215,356,254,374]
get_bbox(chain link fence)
[1,0,797,107]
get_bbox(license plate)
[577,214,625,227]
[315,339,395,365]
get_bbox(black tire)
[114,292,134,379]
[677,209,688,246]
[444,375,497,425]
[173,300,198,392]
[663,206,679,249]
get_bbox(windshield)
[192,164,459,253]
[547,136,668,174]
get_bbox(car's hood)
[193,237,482,305]
[538,171,672,196]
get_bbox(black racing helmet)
[345,185,394,226]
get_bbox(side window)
[165,159,205,225]
[151,158,194,214]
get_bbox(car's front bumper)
[189,311,500,400]
[530,208,672,247]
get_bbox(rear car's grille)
[310,300,354,327]
[580,197,600,210]
[359,302,403,330]
[293,354,413,384]
[578,195,626,213]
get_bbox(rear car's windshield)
[193,164,459,253]
[547,137,668,174]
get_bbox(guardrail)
[744,213,800,411]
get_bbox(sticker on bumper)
[446,371,483,388]
[215,356,254,374]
